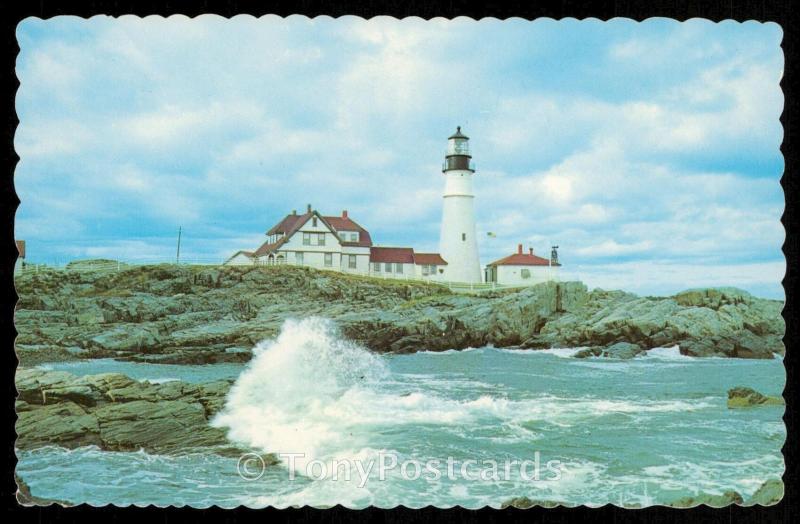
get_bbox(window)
[385,262,392,273]
[302,232,311,246]
[318,233,326,246]
[348,255,357,269]
[373,262,381,272]
[324,253,332,267]
[395,263,403,274]
[350,232,358,242]
[312,217,318,227]
[295,252,304,265]
[421,265,430,276]
[462,233,466,241]
[521,269,531,279]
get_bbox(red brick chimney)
[517,243,523,254]
[342,210,348,219]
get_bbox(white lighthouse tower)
[439,127,482,283]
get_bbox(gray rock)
[15,368,237,455]
[500,497,570,508]
[16,473,71,506]
[94,399,230,453]
[746,478,783,506]
[668,490,744,508]
[601,342,644,359]
[572,342,643,359]
[14,264,784,361]
[16,401,101,448]
[42,385,99,406]
[727,387,784,408]
[88,325,161,352]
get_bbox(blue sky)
[15,16,784,298]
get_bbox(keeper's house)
[485,244,560,286]
[225,205,448,280]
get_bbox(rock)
[727,387,784,408]
[675,288,752,309]
[572,342,643,359]
[15,368,238,455]
[88,325,161,352]
[16,369,77,404]
[15,473,70,506]
[73,372,137,391]
[42,385,99,406]
[104,382,163,402]
[500,496,569,508]
[15,344,79,366]
[16,401,102,449]
[94,399,231,453]
[746,478,783,506]
[573,347,600,358]
[668,490,744,508]
[601,342,644,359]
[14,264,784,360]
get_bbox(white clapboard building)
[225,206,448,281]
[485,244,561,286]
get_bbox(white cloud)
[567,260,785,299]
[575,240,653,257]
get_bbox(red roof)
[266,212,310,236]
[254,239,287,257]
[265,210,373,247]
[414,253,447,265]
[488,253,558,267]
[16,240,25,258]
[324,215,373,247]
[370,247,415,264]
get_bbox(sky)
[15,16,785,298]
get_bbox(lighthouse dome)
[448,126,469,140]
[447,126,470,156]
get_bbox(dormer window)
[339,231,359,242]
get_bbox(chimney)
[342,209,348,219]
[517,243,523,255]
[529,247,534,255]
[307,204,312,213]
[291,209,297,216]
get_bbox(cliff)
[14,263,784,364]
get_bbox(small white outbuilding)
[485,244,560,286]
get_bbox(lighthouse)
[439,127,482,283]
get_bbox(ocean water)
[17,319,785,508]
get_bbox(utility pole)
[176,226,182,265]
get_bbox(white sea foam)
[214,320,714,467]
[641,345,694,361]
[416,347,483,356]
[531,347,586,358]
[140,377,180,384]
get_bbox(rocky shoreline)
[501,477,784,508]
[14,263,785,365]
[15,367,248,455]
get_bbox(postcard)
[13,15,785,508]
